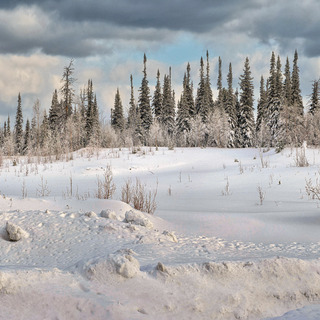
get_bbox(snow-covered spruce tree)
[22,119,30,155]
[30,99,41,154]
[161,73,175,138]
[85,79,101,145]
[176,74,190,140]
[291,50,305,145]
[49,89,61,133]
[138,54,152,142]
[205,51,214,114]
[217,56,223,107]
[152,69,162,122]
[306,80,320,146]
[14,93,23,154]
[40,110,51,156]
[238,57,255,147]
[278,57,293,146]
[176,63,195,144]
[111,88,125,133]
[127,75,142,146]
[3,116,14,156]
[72,102,86,150]
[60,59,76,123]
[225,63,237,148]
[292,50,304,116]
[256,76,269,146]
[265,52,282,147]
[186,63,196,119]
[90,94,101,147]
[195,57,209,123]
[6,116,11,137]
[309,80,320,115]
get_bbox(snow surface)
[1,147,320,319]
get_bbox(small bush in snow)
[257,185,265,205]
[121,179,133,204]
[6,222,29,241]
[305,178,320,200]
[121,178,158,214]
[125,210,153,228]
[96,165,116,199]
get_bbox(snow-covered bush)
[95,165,116,199]
[121,178,157,214]
[125,210,153,229]
[6,222,29,241]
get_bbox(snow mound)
[84,249,140,280]
[150,257,320,320]
[0,272,16,294]
[6,222,29,241]
[163,230,178,242]
[124,210,153,228]
[85,211,97,218]
[100,209,117,220]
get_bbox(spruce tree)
[7,116,11,137]
[14,93,23,154]
[291,50,304,116]
[111,88,125,132]
[186,63,196,118]
[3,121,7,139]
[256,76,268,145]
[205,51,214,112]
[309,80,320,114]
[60,59,76,121]
[225,63,237,147]
[85,79,94,141]
[238,57,255,147]
[177,73,191,136]
[217,56,223,106]
[266,52,282,146]
[284,57,292,105]
[40,110,50,151]
[195,57,208,122]
[161,74,175,136]
[49,89,60,132]
[291,50,304,145]
[23,119,30,155]
[138,54,152,138]
[127,75,142,145]
[152,69,162,122]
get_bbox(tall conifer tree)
[138,54,152,138]
[14,93,23,154]
[238,57,255,147]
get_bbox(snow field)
[0,147,320,318]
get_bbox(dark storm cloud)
[0,0,319,57]
[246,1,320,57]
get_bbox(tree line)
[0,50,319,157]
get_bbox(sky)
[0,0,319,124]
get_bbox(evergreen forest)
[1,50,320,158]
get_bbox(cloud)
[0,0,318,60]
